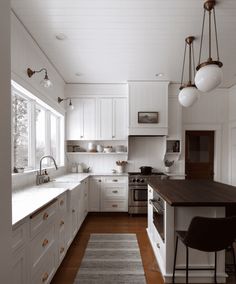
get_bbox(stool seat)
[172,216,236,284]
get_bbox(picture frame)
[138,112,159,124]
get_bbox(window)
[12,92,30,169]
[11,81,64,172]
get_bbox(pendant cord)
[189,43,192,84]
[198,9,206,66]
[180,42,187,88]
[213,8,220,61]
[192,43,196,78]
[209,9,212,60]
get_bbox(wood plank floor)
[51,213,236,284]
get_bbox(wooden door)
[185,131,214,180]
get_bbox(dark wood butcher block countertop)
[148,179,236,207]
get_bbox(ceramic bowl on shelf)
[104,147,113,153]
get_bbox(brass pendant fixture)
[178,36,199,107]
[195,0,223,92]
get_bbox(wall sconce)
[58,97,74,111]
[27,68,53,88]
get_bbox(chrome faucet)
[36,155,58,185]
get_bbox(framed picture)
[138,112,159,124]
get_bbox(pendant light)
[178,36,199,108]
[195,0,223,92]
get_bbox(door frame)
[182,124,222,182]
[229,121,236,185]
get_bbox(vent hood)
[128,81,169,136]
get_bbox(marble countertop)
[12,172,128,227]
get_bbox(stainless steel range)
[128,172,165,214]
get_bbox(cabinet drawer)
[102,186,127,199]
[58,194,67,212]
[30,199,58,238]
[30,225,56,273]
[31,248,56,284]
[12,222,27,251]
[101,200,127,212]
[103,177,127,184]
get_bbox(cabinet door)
[66,99,83,140]
[89,178,101,212]
[113,98,127,140]
[83,98,96,140]
[97,98,113,139]
[66,98,96,140]
[12,247,27,284]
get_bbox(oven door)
[129,185,147,207]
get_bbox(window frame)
[11,82,64,173]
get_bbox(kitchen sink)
[39,181,78,190]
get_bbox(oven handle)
[149,199,164,214]
[129,186,147,190]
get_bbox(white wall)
[0,1,12,282]
[11,12,67,190]
[11,12,65,114]
[65,83,128,98]
[228,85,236,185]
[180,87,229,183]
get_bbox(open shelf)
[66,152,128,155]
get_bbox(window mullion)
[46,110,51,166]
[29,100,36,169]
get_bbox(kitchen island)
[147,179,236,283]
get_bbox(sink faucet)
[36,155,58,185]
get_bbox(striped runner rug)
[74,233,147,284]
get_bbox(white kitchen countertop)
[12,172,128,227]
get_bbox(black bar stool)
[172,216,236,284]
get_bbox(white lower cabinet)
[12,222,28,284]
[100,176,128,212]
[89,177,102,212]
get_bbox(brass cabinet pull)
[30,198,57,219]
[60,220,65,227]
[42,272,49,282]
[112,179,118,182]
[112,204,118,208]
[156,243,160,249]
[42,239,49,247]
[60,247,65,254]
[72,209,75,213]
[98,179,102,182]
[43,212,49,220]
[60,200,64,206]
[112,190,118,194]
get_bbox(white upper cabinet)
[128,82,169,136]
[66,98,96,140]
[97,97,127,140]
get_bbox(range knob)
[132,178,136,183]
[140,179,145,183]
[137,179,140,183]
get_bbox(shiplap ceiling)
[11,0,236,87]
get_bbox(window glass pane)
[50,114,57,163]
[12,92,29,170]
[36,106,46,167]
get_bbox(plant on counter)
[164,160,174,167]
[116,160,128,166]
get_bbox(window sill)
[12,165,65,176]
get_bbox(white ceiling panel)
[11,0,236,87]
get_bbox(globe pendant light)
[195,0,223,92]
[178,36,199,108]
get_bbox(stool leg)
[186,246,189,284]
[172,236,179,284]
[231,244,236,275]
[214,251,217,284]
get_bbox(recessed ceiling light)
[55,33,67,41]
[75,72,82,77]
[155,73,164,77]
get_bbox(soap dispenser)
[77,163,83,173]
